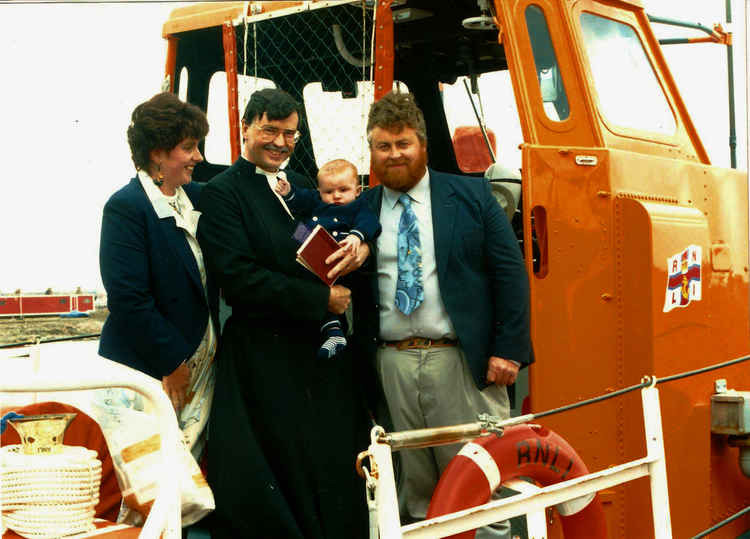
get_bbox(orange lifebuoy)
[426,424,607,539]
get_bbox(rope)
[359,0,370,185]
[369,1,376,84]
[253,20,258,81]
[691,505,750,538]
[361,0,366,83]
[243,10,248,77]
[1,445,102,537]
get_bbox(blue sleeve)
[284,184,322,217]
[481,180,531,365]
[349,197,382,242]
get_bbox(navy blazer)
[98,177,219,380]
[354,168,531,389]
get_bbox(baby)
[276,159,381,359]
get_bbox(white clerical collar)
[257,166,287,183]
[383,168,430,210]
[240,157,292,217]
[239,156,286,180]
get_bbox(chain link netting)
[235,2,375,181]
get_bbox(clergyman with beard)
[353,91,532,537]
[196,88,370,538]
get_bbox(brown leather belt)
[381,337,458,351]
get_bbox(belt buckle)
[392,337,435,350]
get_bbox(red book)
[296,224,341,286]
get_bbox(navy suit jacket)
[98,177,219,380]
[354,168,531,390]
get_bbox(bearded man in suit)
[197,88,369,539]
[354,91,532,538]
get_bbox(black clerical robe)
[197,158,368,538]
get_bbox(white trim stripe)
[457,442,501,492]
[556,492,596,516]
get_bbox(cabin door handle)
[531,205,548,278]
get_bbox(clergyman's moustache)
[264,144,290,154]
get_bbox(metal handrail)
[363,385,671,538]
[0,333,100,350]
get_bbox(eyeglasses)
[254,124,301,143]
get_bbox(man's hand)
[275,178,291,196]
[326,242,370,280]
[162,362,191,412]
[485,356,519,386]
[328,284,351,314]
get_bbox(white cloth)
[377,170,456,341]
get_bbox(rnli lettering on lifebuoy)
[426,424,607,539]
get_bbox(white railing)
[0,342,181,539]
[363,384,672,538]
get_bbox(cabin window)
[579,12,676,135]
[205,72,276,165]
[441,72,523,174]
[177,67,189,102]
[302,81,408,177]
[525,5,570,122]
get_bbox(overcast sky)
[0,2,179,293]
[0,1,746,293]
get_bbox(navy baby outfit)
[283,183,381,359]
[283,185,381,243]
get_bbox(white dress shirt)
[377,169,456,341]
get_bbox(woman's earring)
[153,163,164,187]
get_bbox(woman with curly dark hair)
[99,92,218,463]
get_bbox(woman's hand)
[162,362,191,412]
[326,242,371,280]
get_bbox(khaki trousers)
[376,344,510,538]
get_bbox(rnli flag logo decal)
[663,245,702,313]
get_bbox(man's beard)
[374,148,427,191]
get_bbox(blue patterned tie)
[395,194,424,315]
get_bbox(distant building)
[0,292,95,317]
